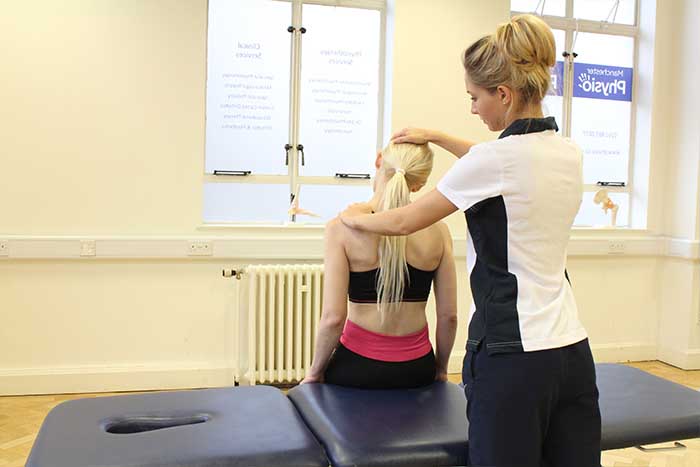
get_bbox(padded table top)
[289,381,469,467]
[27,386,328,467]
[290,364,700,467]
[597,363,700,450]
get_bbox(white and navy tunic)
[437,117,587,355]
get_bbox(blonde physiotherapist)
[341,14,601,467]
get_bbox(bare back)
[339,221,448,335]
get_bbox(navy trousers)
[463,338,601,467]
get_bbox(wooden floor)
[1,361,698,467]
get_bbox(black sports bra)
[348,264,436,303]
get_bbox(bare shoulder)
[434,221,452,241]
[324,217,347,242]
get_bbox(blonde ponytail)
[375,143,433,311]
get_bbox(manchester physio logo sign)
[548,62,633,102]
[574,63,632,102]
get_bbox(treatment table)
[26,364,700,467]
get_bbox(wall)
[1,0,698,395]
[654,0,700,368]
[0,0,207,235]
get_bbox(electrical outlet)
[607,240,625,255]
[80,240,96,257]
[188,240,213,256]
[0,240,8,257]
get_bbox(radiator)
[236,264,324,385]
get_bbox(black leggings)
[323,343,436,389]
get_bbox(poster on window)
[571,62,633,184]
[550,61,633,184]
[298,5,381,177]
[205,0,291,175]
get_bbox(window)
[511,0,640,228]
[204,0,387,225]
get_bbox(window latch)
[213,170,251,176]
[284,144,292,166]
[335,173,370,180]
[297,144,305,166]
[596,181,625,187]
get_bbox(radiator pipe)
[222,269,244,279]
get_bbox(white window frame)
[203,0,388,225]
[511,0,646,229]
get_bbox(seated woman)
[301,143,458,389]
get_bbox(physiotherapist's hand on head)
[391,127,434,145]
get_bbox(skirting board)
[0,343,676,395]
[658,346,700,370]
[0,364,237,396]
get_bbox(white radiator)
[236,264,324,385]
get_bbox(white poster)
[298,5,381,177]
[205,0,292,175]
[570,33,634,185]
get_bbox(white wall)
[0,0,208,235]
[653,0,700,367]
[1,0,699,395]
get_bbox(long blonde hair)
[462,14,555,113]
[376,142,434,311]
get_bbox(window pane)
[574,0,636,25]
[205,0,292,175]
[571,33,633,185]
[298,5,381,177]
[203,183,290,223]
[574,191,629,227]
[543,29,565,126]
[511,0,565,16]
[294,184,374,224]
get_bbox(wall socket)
[80,240,96,257]
[0,240,8,257]
[188,240,213,256]
[607,240,626,255]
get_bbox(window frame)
[202,0,388,225]
[511,0,641,228]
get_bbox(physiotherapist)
[341,13,601,467]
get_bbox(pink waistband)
[339,319,432,362]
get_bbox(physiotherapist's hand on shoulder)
[339,203,371,229]
[344,202,373,215]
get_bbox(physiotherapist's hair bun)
[462,13,555,106]
[495,14,556,71]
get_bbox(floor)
[1,361,698,467]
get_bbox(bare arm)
[302,219,349,383]
[432,223,458,381]
[340,189,458,235]
[392,128,476,158]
